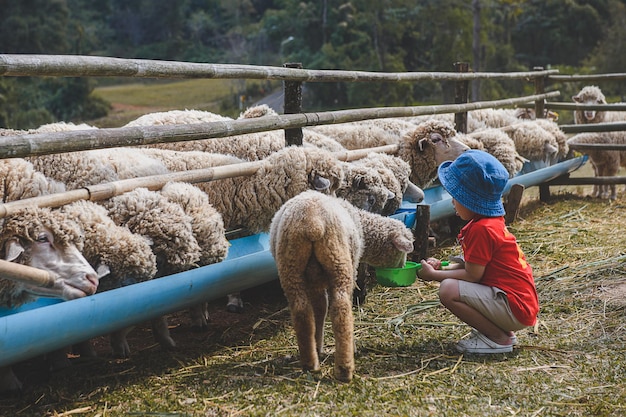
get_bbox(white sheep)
[570,85,626,199]
[269,190,414,382]
[352,152,424,215]
[310,119,469,189]
[456,128,526,178]
[0,206,101,394]
[567,132,626,199]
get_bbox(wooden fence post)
[533,66,546,119]
[411,204,431,262]
[283,62,303,146]
[454,62,470,134]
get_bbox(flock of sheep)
[0,85,623,390]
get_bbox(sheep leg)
[0,366,22,394]
[226,292,244,313]
[151,316,176,350]
[329,286,355,383]
[110,326,135,358]
[188,302,209,330]
[46,347,72,371]
[73,339,98,358]
[309,286,329,357]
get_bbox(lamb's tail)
[304,215,327,242]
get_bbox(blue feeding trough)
[0,156,588,367]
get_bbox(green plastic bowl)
[374,261,419,287]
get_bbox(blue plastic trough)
[0,156,588,367]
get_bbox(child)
[417,150,538,354]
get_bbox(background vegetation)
[1,0,626,128]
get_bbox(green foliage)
[1,0,625,127]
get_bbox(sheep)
[0,206,101,394]
[570,85,626,199]
[350,154,416,216]
[126,109,286,161]
[456,128,526,178]
[567,132,626,199]
[16,124,220,351]
[269,190,414,382]
[309,119,469,189]
[500,122,560,166]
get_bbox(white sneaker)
[456,331,513,354]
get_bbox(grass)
[89,79,241,127]
[1,181,625,416]
[3,82,624,415]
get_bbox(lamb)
[570,85,626,199]
[0,206,101,394]
[269,190,414,382]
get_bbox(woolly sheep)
[17,123,221,352]
[126,109,286,161]
[456,128,526,178]
[570,86,626,199]
[141,145,344,233]
[352,152,424,215]
[269,190,414,382]
[310,119,469,188]
[566,132,626,199]
[0,206,100,393]
[500,122,560,165]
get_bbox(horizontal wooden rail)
[544,103,626,111]
[0,54,558,82]
[0,145,398,218]
[548,73,626,82]
[567,142,626,151]
[0,92,559,159]
[546,176,626,185]
[0,259,57,288]
[560,122,626,134]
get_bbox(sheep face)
[0,207,99,304]
[573,86,607,123]
[399,120,469,187]
[336,164,393,214]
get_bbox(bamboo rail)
[0,54,558,82]
[0,92,559,159]
[0,259,57,288]
[0,145,399,218]
[560,122,626,134]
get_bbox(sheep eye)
[35,233,49,243]
[430,132,443,142]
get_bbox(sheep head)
[572,85,607,123]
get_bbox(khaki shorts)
[458,280,527,332]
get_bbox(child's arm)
[418,258,485,283]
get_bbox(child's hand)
[417,258,439,281]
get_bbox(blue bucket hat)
[438,150,509,217]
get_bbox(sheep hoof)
[190,323,209,332]
[226,303,244,314]
[334,366,354,383]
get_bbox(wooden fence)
[1,54,625,365]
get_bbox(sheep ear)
[403,182,425,203]
[352,175,365,191]
[312,174,331,191]
[392,234,414,253]
[96,263,111,279]
[418,138,427,151]
[4,238,24,262]
[572,94,581,103]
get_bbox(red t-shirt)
[458,216,539,326]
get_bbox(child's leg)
[439,279,517,345]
